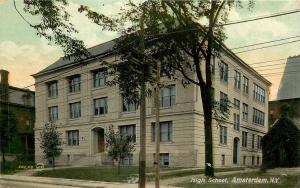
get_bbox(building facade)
[0,70,35,161]
[33,41,271,168]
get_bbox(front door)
[97,129,105,153]
[233,138,239,164]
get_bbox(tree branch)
[13,0,36,27]
[176,64,200,86]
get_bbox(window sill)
[69,117,81,121]
[94,114,108,118]
[220,80,228,85]
[48,96,58,99]
[92,85,108,90]
[234,87,241,92]
[121,111,137,115]
[219,143,228,147]
[253,99,266,106]
[152,141,173,144]
[243,92,249,97]
[68,91,81,95]
[252,122,265,127]
[160,105,175,110]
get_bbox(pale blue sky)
[0,0,300,100]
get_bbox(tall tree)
[39,122,62,168]
[0,108,17,164]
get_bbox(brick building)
[0,70,35,161]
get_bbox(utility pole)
[138,10,146,188]
[155,59,161,188]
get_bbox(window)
[257,135,262,150]
[68,75,81,93]
[234,70,241,89]
[157,153,169,167]
[243,76,249,94]
[48,106,58,122]
[121,154,133,166]
[219,126,227,144]
[233,98,240,109]
[220,92,228,101]
[70,102,81,119]
[93,69,107,87]
[252,156,255,166]
[47,81,58,97]
[119,125,136,142]
[152,121,172,142]
[94,97,108,115]
[221,154,225,166]
[160,85,175,107]
[242,131,248,147]
[219,61,228,82]
[233,113,240,131]
[67,130,79,146]
[242,103,248,121]
[253,108,265,126]
[243,156,246,165]
[122,97,138,112]
[254,84,266,103]
[257,156,260,166]
[252,134,255,149]
[220,92,228,111]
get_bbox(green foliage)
[105,126,135,171]
[213,98,232,126]
[279,103,295,118]
[39,122,62,167]
[262,117,300,169]
[0,109,17,163]
[0,158,36,174]
[21,0,89,59]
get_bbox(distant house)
[262,117,300,168]
[0,69,35,161]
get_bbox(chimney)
[0,69,9,85]
[0,69,9,102]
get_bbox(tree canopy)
[262,117,300,169]
[39,122,62,167]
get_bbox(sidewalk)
[0,174,179,188]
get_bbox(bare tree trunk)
[2,149,5,164]
[202,0,216,177]
[155,60,161,188]
[202,93,214,177]
[118,160,121,174]
[138,11,146,188]
[52,156,55,168]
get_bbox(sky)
[0,0,300,100]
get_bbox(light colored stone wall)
[34,52,270,168]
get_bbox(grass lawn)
[34,166,185,182]
[175,172,300,188]
[34,166,245,183]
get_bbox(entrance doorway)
[233,137,240,164]
[92,127,105,153]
